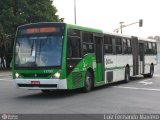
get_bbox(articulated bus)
[13,22,157,92]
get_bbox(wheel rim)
[126,73,129,81]
[151,68,153,76]
[125,69,130,82]
[86,75,91,91]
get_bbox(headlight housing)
[15,73,21,79]
[52,72,60,79]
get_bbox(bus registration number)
[31,81,40,85]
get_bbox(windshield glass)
[15,35,63,68]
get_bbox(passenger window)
[104,35,113,54]
[67,37,81,58]
[127,39,132,54]
[145,42,153,54]
[148,42,152,49]
[67,29,81,58]
[122,38,127,54]
[145,42,152,54]
[115,37,122,54]
[82,32,94,54]
[68,29,80,36]
[127,39,131,47]
[152,43,157,54]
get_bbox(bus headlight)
[53,72,60,79]
[15,73,21,79]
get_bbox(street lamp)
[114,19,143,34]
[139,19,143,27]
[120,22,124,34]
[74,0,77,24]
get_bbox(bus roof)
[103,30,156,42]
[66,24,102,33]
[17,22,157,43]
[138,37,156,42]
[102,30,132,38]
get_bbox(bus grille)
[17,84,57,88]
[72,72,82,89]
[20,73,51,78]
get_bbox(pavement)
[0,70,12,77]
[0,65,160,115]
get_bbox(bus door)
[139,42,145,74]
[132,36,139,75]
[94,35,104,82]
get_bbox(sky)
[54,0,160,38]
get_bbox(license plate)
[31,81,40,85]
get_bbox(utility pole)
[74,0,77,24]
[120,22,124,34]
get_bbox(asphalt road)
[0,65,160,114]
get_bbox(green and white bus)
[13,22,157,92]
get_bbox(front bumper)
[14,79,67,90]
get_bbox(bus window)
[115,37,122,54]
[127,39,132,54]
[152,43,157,54]
[144,42,147,54]
[67,36,81,58]
[67,29,81,58]
[145,42,152,54]
[104,35,112,54]
[82,32,94,54]
[127,39,131,47]
[68,29,80,36]
[122,38,127,54]
[83,32,93,43]
[148,42,152,49]
[67,37,72,58]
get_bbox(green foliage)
[0,0,63,35]
[0,0,64,69]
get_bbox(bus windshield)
[15,35,63,68]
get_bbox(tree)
[0,0,63,35]
[0,0,63,69]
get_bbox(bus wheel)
[149,64,154,78]
[124,67,130,83]
[83,71,92,92]
[144,64,154,78]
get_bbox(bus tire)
[83,71,92,92]
[144,64,154,78]
[124,67,130,83]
